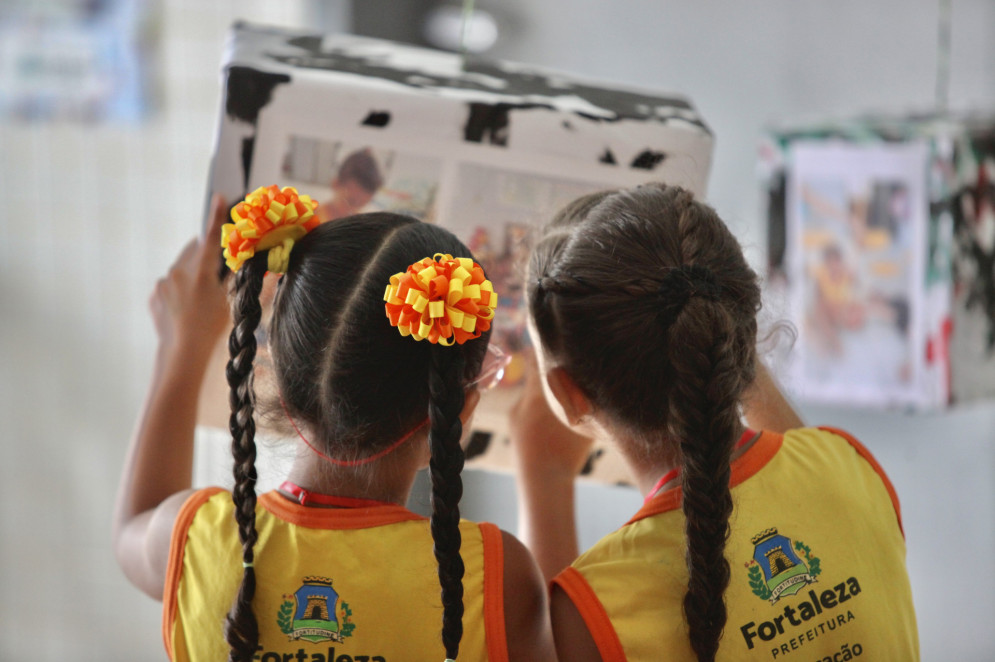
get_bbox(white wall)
[488,0,995,256]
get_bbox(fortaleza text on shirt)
[740,527,866,659]
[254,649,384,662]
[740,578,862,658]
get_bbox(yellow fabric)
[166,491,494,662]
[562,428,919,661]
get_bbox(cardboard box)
[197,22,714,488]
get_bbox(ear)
[459,387,481,427]
[545,366,592,426]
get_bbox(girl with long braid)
[113,188,554,661]
[511,183,918,661]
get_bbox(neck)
[617,436,681,499]
[285,430,429,506]
[612,423,753,499]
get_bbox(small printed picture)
[280,136,443,222]
[445,162,605,386]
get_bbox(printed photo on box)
[447,162,606,386]
[281,138,442,222]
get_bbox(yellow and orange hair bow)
[221,185,320,273]
[384,254,497,345]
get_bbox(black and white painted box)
[199,22,715,486]
[209,22,713,206]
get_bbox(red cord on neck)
[643,428,758,505]
[279,396,427,467]
[278,480,396,508]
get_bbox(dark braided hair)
[224,213,488,661]
[528,183,760,661]
[224,252,267,660]
[428,347,467,659]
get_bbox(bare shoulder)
[550,582,602,662]
[499,530,557,661]
[115,488,200,601]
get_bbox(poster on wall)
[196,22,714,488]
[786,142,929,409]
[764,115,995,411]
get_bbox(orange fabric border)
[818,426,904,537]
[626,429,784,525]
[552,567,627,662]
[258,491,427,529]
[161,487,225,659]
[479,522,508,662]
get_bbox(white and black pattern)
[209,22,714,207]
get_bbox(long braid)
[224,255,267,661]
[667,302,741,661]
[427,345,467,659]
[669,189,755,661]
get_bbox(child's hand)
[149,194,230,356]
[509,350,594,481]
[510,350,592,580]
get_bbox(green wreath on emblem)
[747,563,772,600]
[793,540,822,577]
[339,601,356,638]
[277,599,294,635]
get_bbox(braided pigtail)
[667,301,741,662]
[427,345,467,660]
[381,248,492,659]
[224,254,267,662]
[663,188,756,661]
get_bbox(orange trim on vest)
[162,487,225,659]
[553,567,627,662]
[818,426,904,537]
[626,429,784,525]
[257,490,426,529]
[480,523,508,662]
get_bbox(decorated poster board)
[763,115,995,410]
[196,22,714,488]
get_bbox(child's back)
[515,183,918,661]
[554,427,917,661]
[167,488,509,661]
[115,190,552,662]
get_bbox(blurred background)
[1,0,993,658]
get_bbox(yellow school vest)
[163,489,508,662]
[553,427,919,662]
